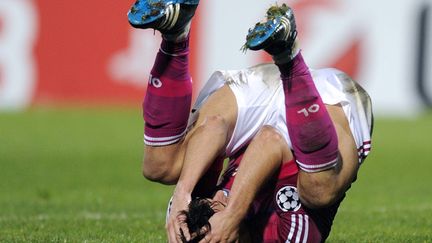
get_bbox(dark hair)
[178,198,216,243]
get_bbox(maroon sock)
[277,53,339,172]
[143,38,192,146]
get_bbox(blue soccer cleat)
[128,0,199,36]
[243,3,297,56]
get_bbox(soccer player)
[174,122,363,243]
[196,5,374,242]
[127,0,373,242]
[176,125,324,242]
[176,131,320,242]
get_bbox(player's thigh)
[327,104,359,181]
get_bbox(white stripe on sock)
[144,138,181,146]
[144,130,186,142]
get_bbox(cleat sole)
[128,0,199,28]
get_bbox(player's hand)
[166,190,191,243]
[211,190,228,213]
[199,209,241,243]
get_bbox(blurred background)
[1,0,431,113]
[0,0,431,241]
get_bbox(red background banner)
[32,0,358,106]
[34,0,203,105]
[1,0,422,114]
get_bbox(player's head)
[178,197,225,243]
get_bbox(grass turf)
[0,108,431,242]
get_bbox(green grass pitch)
[0,108,431,242]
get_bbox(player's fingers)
[209,237,223,243]
[177,213,191,241]
[198,235,210,243]
[206,234,223,243]
[198,225,210,236]
[166,218,180,243]
[176,224,190,242]
[212,190,225,201]
[228,235,237,243]
[166,225,175,243]
[168,227,180,243]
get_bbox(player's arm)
[167,115,229,243]
[166,85,237,243]
[202,126,293,243]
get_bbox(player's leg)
[244,4,359,208]
[127,0,198,184]
[296,104,358,207]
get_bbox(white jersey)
[191,63,373,163]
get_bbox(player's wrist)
[173,183,193,199]
[224,202,248,223]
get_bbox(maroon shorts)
[219,155,323,243]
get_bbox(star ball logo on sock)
[276,186,301,212]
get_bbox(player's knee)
[298,176,339,208]
[257,126,284,142]
[255,126,286,149]
[142,159,167,182]
[142,157,176,184]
